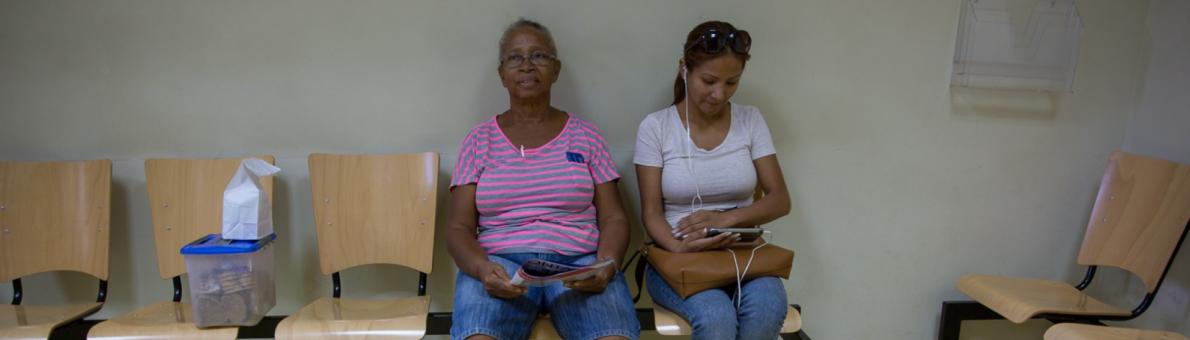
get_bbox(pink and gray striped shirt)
[451,113,619,255]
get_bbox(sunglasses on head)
[686,27,751,55]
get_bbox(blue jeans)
[451,253,640,340]
[646,265,787,340]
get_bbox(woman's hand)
[674,227,739,252]
[478,261,526,299]
[565,263,615,293]
[672,210,737,239]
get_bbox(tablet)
[706,227,768,243]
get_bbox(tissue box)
[180,233,277,328]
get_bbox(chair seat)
[528,314,561,340]
[275,296,430,339]
[87,301,238,339]
[652,304,802,336]
[0,302,103,338]
[957,274,1131,323]
[1045,323,1189,340]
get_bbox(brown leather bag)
[640,241,794,299]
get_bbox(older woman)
[446,19,639,340]
[635,21,792,340]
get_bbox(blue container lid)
[180,233,277,255]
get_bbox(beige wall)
[1112,0,1190,335]
[0,0,1165,339]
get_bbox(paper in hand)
[510,258,616,287]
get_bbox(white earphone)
[681,64,703,212]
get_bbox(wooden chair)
[939,152,1190,340]
[0,160,112,338]
[88,157,275,339]
[528,316,561,340]
[275,153,438,339]
[1045,323,1189,340]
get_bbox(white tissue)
[221,158,281,240]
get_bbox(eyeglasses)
[686,28,751,55]
[501,51,556,68]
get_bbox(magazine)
[510,258,617,287]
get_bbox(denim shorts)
[451,253,641,340]
[646,264,787,340]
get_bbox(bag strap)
[621,242,651,303]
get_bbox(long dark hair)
[673,21,752,105]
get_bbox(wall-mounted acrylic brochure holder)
[952,0,1083,92]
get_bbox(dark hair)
[673,21,751,105]
[499,18,557,58]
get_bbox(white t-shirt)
[633,103,777,227]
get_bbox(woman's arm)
[566,180,630,293]
[728,154,791,225]
[673,154,791,235]
[637,165,680,251]
[444,185,486,277]
[593,180,630,265]
[445,185,525,298]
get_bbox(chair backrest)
[144,156,275,279]
[308,153,439,275]
[1077,152,1190,292]
[0,160,111,282]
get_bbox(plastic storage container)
[180,233,277,328]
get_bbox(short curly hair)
[498,18,557,59]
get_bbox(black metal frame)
[423,306,812,339]
[313,267,808,338]
[329,271,429,299]
[172,276,183,302]
[35,317,286,339]
[30,248,809,339]
[332,272,341,298]
[96,280,107,303]
[937,219,1190,340]
[10,277,107,305]
[8,276,106,339]
[10,278,22,305]
[418,273,427,296]
[39,274,808,339]
[44,307,812,339]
